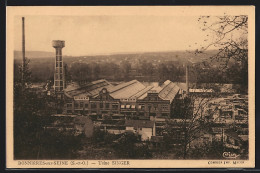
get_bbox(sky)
[14,15,215,56]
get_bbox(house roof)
[125,120,154,128]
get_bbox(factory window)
[55,81,59,86]
[60,62,62,66]
[100,103,104,108]
[162,104,169,110]
[112,104,118,109]
[60,75,63,80]
[85,103,88,108]
[56,62,59,67]
[80,102,83,108]
[74,103,79,108]
[91,103,97,109]
[60,81,63,86]
[105,103,110,109]
[154,104,158,111]
[139,104,145,110]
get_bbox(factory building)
[63,79,186,118]
[50,41,188,117]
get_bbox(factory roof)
[158,81,181,103]
[130,86,154,99]
[109,80,146,99]
[65,79,185,102]
[65,79,113,98]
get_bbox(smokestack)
[22,17,25,86]
[186,64,189,94]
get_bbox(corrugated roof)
[130,86,154,99]
[125,120,154,128]
[65,79,113,97]
[109,80,146,99]
[64,82,80,92]
[161,80,171,88]
[158,81,180,103]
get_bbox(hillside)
[14,50,218,62]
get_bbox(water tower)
[52,40,65,99]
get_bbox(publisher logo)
[223,152,240,159]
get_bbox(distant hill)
[14,51,55,59]
[14,50,219,63]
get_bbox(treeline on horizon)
[14,57,247,86]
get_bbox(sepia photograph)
[6,6,255,168]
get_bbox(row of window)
[69,102,169,111]
[68,110,119,114]
[72,102,119,109]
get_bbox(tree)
[113,133,152,159]
[166,92,221,159]
[196,15,248,91]
[14,57,82,159]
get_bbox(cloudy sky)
[14,15,213,56]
